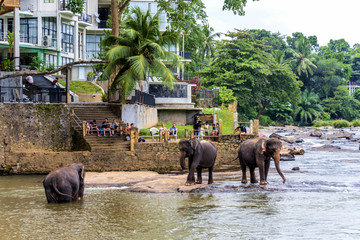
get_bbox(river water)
[1,129,360,240]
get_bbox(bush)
[139,129,151,136]
[259,115,275,126]
[351,119,360,127]
[332,120,351,128]
[1,59,14,71]
[313,120,333,127]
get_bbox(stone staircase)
[70,103,130,151]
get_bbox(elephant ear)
[78,164,85,180]
[258,138,267,154]
[190,139,199,151]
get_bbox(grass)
[139,107,236,137]
[58,80,102,93]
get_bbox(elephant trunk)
[179,151,186,170]
[274,149,286,184]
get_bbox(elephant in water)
[237,137,286,185]
[179,139,217,186]
[43,163,85,203]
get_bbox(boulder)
[292,167,300,171]
[323,131,353,140]
[269,133,304,144]
[310,131,322,137]
[280,153,295,161]
[288,147,305,155]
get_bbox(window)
[61,56,73,66]
[78,32,83,59]
[86,34,103,59]
[61,23,74,53]
[20,18,38,44]
[0,19,3,41]
[43,53,57,67]
[44,0,54,2]
[42,17,57,47]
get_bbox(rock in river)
[270,133,304,144]
[310,131,322,137]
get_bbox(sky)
[204,0,360,47]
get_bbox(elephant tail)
[53,184,77,200]
[230,156,239,162]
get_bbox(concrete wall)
[158,109,201,125]
[121,104,158,129]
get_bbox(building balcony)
[169,51,191,60]
[78,13,92,25]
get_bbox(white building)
[1,0,189,81]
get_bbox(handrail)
[72,112,82,130]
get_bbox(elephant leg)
[249,167,258,183]
[264,159,270,184]
[240,164,247,183]
[208,166,214,184]
[258,161,267,185]
[196,166,202,184]
[186,164,197,186]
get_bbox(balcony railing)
[177,73,200,82]
[0,86,67,103]
[170,51,191,60]
[78,13,92,24]
[127,90,155,107]
[59,0,69,11]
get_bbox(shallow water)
[1,132,360,239]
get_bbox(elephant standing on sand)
[43,163,85,203]
[237,138,286,185]
[179,139,217,186]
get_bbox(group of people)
[193,120,219,137]
[159,123,178,140]
[85,118,120,137]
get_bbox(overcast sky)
[204,0,360,47]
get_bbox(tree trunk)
[255,103,267,120]
[111,0,119,36]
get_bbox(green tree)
[311,59,350,99]
[293,89,323,125]
[322,85,360,120]
[287,32,319,52]
[102,7,180,102]
[199,25,221,61]
[288,37,317,89]
[202,30,301,120]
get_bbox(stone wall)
[0,103,72,152]
[1,133,256,174]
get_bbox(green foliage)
[259,115,275,126]
[29,56,55,72]
[332,120,351,128]
[58,80,102,93]
[322,86,360,120]
[87,71,96,80]
[101,92,107,102]
[201,30,301,120]
[1,59,14,71]
[102,7,180,102]
[66,0,84,14]
[265,101,293,124]
[294,89,323,125]
[312,120,333,127]
[7,31,14,57]
[222,0,258,15]
[351,119,360,127]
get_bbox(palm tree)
[294,89,323,125]
[289,37,317,78]
[199,25,221,61]
[103,7,180,102]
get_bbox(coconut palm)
[294,89,323,125]
[289,37,317,78]
[103,7,180,102]
[199,24,221,61]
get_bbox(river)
[1,128,360,239]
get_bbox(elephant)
[179,138,217,186]
[237,137,286,185]
[43,163,85,203]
